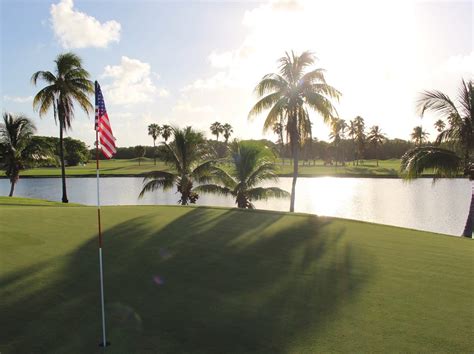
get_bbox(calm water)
[0,177,471,236]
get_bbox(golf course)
[1,197,472,353]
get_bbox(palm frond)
[248,92,284,119]
[139,171,176,198]
[254,73,288,97]
[31,71,56,85]
[192,184,232,196]
[303,91,337,123]
[400,146,462,179]
[247,187,290,201]
[263,97,287,132]
[417,90,460,118]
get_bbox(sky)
[0,0,472,148]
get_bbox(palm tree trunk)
[8,180,16,197]
[153,140,156,166]
[59,119,69,203]
[462,180,473,238]
[290,144,298,212]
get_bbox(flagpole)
[95,82,108,348]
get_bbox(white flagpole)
[95,81,108,347]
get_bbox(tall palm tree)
[32,52,93,203]
[222,123,233,144]
[434,119,446,133]
[367,125,386,167]
[210,122,223,141]
[161,124,172,143]
[248,51,340,212]
[401,79,473,237]
[353,116,365,166]
[194,141,289,208]
[139,127,216,205]
[411,126,429,146]
[148,123,162,165]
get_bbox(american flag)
[95,81,116,159]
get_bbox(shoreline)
[0,173,455,179]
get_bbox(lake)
[0,177,470,236]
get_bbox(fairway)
[0,198,472,353]
[0,158,403,178]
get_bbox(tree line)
[0,50,471,236]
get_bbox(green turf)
[1,198,472,353]
[0,158,403,178]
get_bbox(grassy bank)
[1,197,472,353]
[0,158,401,178]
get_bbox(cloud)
[101,56,169,105]
[173,101,214,113]
[3,95,33,103]
[50,0,121,49]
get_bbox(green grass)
[0,158,402,178]
[1,197,472,353]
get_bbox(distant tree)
[135,145,146,166]
[0,113,52,196]
[367,125,387,167]
[210,122,223,141]
[64,137,89,166]
[222,123,233,144]
[194,141,289,208]
[32,52,94,203]
[411,126,429,146]
[347,119,357,165]
[272,119,285,163]
[139,127,216,205]
[248,51,340,212]
[353,116,366,165]
[434,119,446,133]
[329,118,346,166]
[161,125,172,143]
[148,123,162,165]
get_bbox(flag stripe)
[95,82,116,159]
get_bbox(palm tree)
[248,51,340,212]
[139,127,216,205]
[135,145,146,166]
[401,79,473,237]
[329,118,346,166]
[194,141,289,208]
[0,113,52,197]
[210,122,223,141]
[222,123,233,144]
[411,126,429,146]
[347,119,357,165]
[161,124,172,143]
[367,125,386,167]
[419,79,473,172]
[434,119,446,133]
[148,123,162,165]
[353,116,365,166]
[32,52,93,203]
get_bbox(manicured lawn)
[0,197,472,353]
[0,158,402,178]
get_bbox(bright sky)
[1,0,472,148]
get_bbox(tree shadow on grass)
[1,207,373,354]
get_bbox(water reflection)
[0,177,470,236]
